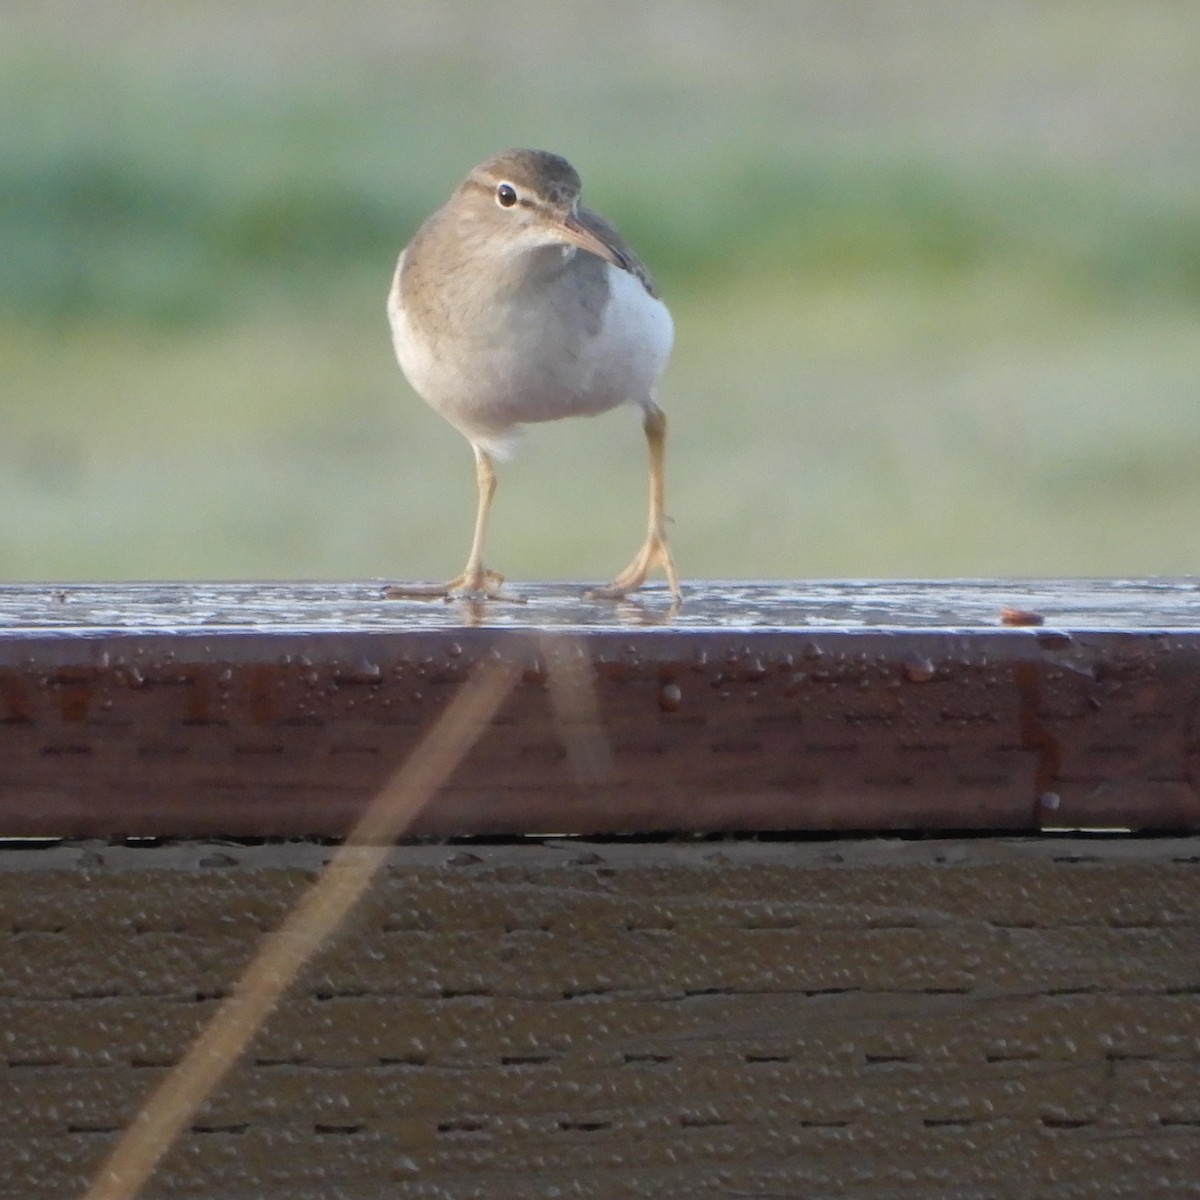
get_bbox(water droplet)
[1037,630,1073,650]
[659,683,683,713]
[902,656,936,683]
[345,660,382,683]
[784,672,808,697]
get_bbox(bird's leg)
[385,445,513,600]
[591,403,681,603]
[450,445,508,595]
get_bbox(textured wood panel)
[1,837,1197,1199]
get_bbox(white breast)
[584,263,674,409]
[388,248,673,460]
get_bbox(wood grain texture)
[1,580,1198,836]
[1,837,1197,1199]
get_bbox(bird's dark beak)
[559,213,627,270]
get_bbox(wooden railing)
[1,579,1197,836]
[1,579,1197,1199]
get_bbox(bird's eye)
[495,183,518,208]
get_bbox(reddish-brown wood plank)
[0,580,1197,836]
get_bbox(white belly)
[388,250,673,460]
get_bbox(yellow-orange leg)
[386,445,516,600]
[591,403,681,603]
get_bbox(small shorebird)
[386,148,680,603]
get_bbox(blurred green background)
[3,0,1200,584]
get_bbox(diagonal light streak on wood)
[540,632,614,786]
[81,657,521,1200]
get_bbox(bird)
[385,148,680,603]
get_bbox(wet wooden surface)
[2,835,1197,1200]
[0,580,1198,837]
[2,577,1198,634]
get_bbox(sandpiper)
[386,148,680,603]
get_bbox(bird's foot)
[450,567,525,603]
[385,568,523,603]
[589,526,681,604]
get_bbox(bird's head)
[456,148,625,268]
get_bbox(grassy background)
[3,0,1200,583]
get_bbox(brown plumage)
[386,148,680,603]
